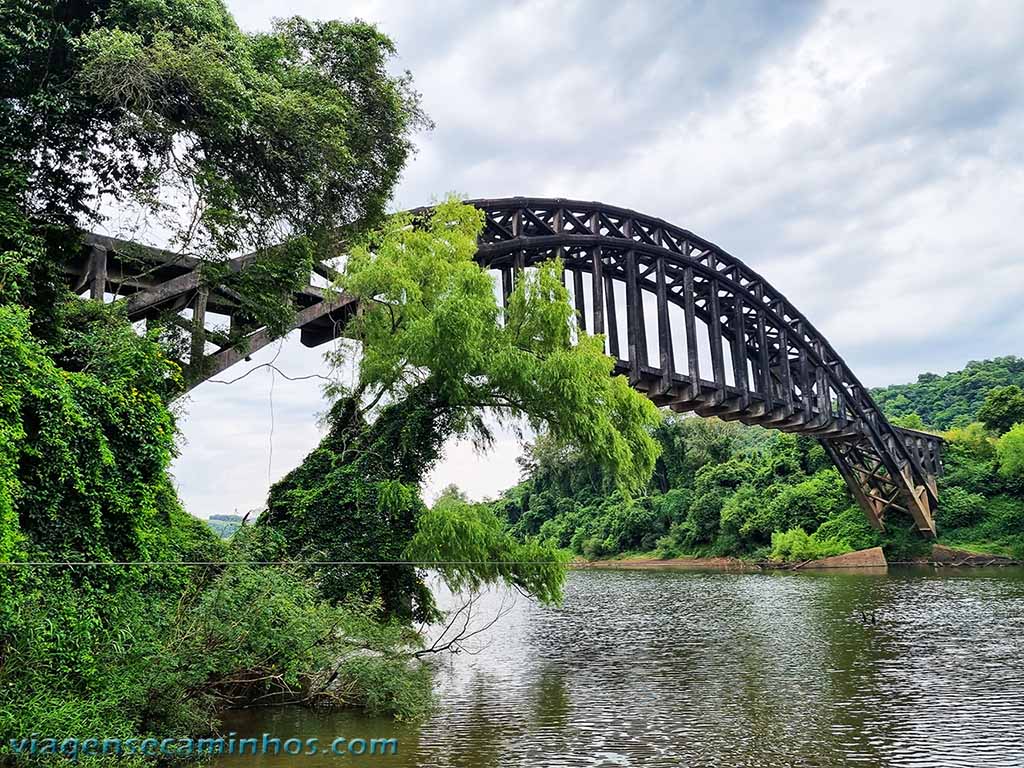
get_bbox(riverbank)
[575,543,1023,571]
[573,554,756,571]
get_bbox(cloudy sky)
[172,0,1024,518]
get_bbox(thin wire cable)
[207,363,331,386]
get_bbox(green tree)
[408,494,569,604]
[681,459,754,545]
[336,200,660,489]
[434,484,470,506]
[978,385,1024,436]
[997,423,1024,487]
[892,412,926,430]
[263,200,662,618]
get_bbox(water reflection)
[217,568,1024,767]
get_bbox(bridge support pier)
[823,436,937,536]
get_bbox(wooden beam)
[124,270,201,318]
[193,294,357,390]
[166,313,231,348]
[655,256,674,394]
[591,247,605,337]
[777,325,794,413]
[625,250,643,383]
[501,267,512,309]
[756,306,773,412]
[605,272,620,359]
[730,295,749,408]
[189,287,208,376]
[799,348,812,420]
[708,281,726,403]
[815,342,831,423]
[683,265,700,400]
[573,268,587,334]
[89,245,107,300]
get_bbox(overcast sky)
[171,0,1024,518]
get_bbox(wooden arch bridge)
[71,197,942,536]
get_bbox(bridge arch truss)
[463,198,941,536]
[72,197,942,535]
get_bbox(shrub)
[769,528,850,562]
[812,505,881,551]
[654,536,683,559]
[684,489,727,545]
[941,442,1001,496]
[0,537,435,757]
[581,536,607,560]
[997,423,1024,489]
[718,484,761,541]
[937,486,987,530]
[653,488,692,524]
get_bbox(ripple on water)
[217,567,1024,768]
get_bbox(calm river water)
[216,567,1024,767]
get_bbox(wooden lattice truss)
[69,197,942,536]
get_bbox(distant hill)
[205,513,245,539]
[871,356,1024,429]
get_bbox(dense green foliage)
[1,531,432,757]
[0,303,178,567]
[930,385,1024,556]
[978,385,1024,436]
[498,357,1024,564]
[261,200,661,619]
[870,359,1024,556]
[494,417,878,563]
[338,200,661,492]
[871,357,1024,429]
[0,0,442,758]
[408,487,570,604]
[2,0,426,392]
[2,0,424,290]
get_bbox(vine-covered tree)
[2,0,426,341]
[0,0,428,564]
[261,199,663,619]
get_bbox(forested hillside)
[871,356,1024,429]
[494,357,1024,562]
[206,514,245,539]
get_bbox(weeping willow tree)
[262,199,663,620]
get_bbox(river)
[216,567,1024,767]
